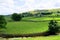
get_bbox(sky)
[0,0,60,15]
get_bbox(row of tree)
[19,12,53,17]
[12,11,60,18]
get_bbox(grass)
[5,16,60,34]
[6,21,48,34]
[0,16,60,40]
[22,17,60,21]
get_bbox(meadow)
[6,17,49,34]
[6,16,58,34]
[1,16,60,40]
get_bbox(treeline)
[17,11,60,17]
[21,12,53,17]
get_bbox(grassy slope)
[22,17,60,21]
[6,21,48,34]
[1,17,60,40]
[5,17,60,34]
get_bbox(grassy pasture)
[1,16,60,40]
[6,21,48,34]
[5,16,60,34]
[22,16,60,21]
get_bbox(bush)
[0,15,7,29]
[48,20,59,35]
[11,13,22,21]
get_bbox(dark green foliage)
[48,20,59,35]
[0,15,7,28]
[41,12,52,15]
[21,12,33,17]
[57,11,60,13]
[11,13,22,21]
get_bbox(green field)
[6,21,48,34]
[0,17,60,40]
[22,17,60,21]
[6,17,60,34]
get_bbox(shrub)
[48,20,59,35]
[0,15,7,29]
[11,13,22,21]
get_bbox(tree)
[48,20,59,35]
[0,15,7,29]
[11,13,22,21]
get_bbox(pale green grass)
[27,17,60,21]
[22,17,60,21]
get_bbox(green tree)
[48,20,59,35]
[0,15,7,29]
[11,13,22,21]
